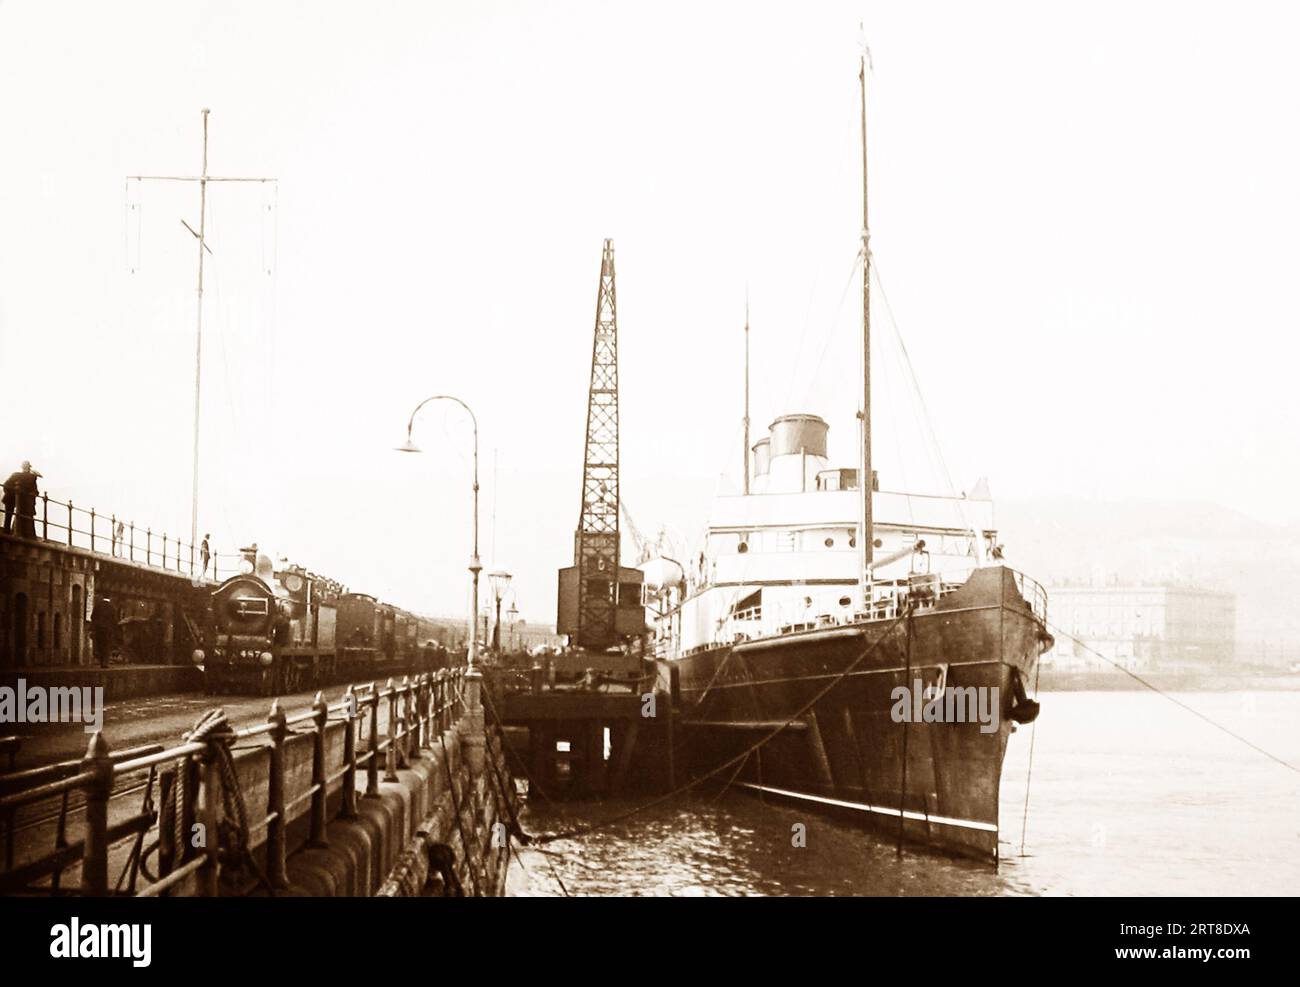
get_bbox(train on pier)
[195,553,463,695]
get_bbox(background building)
[1044,583,1236,672]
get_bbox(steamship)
[649,53,1053,861]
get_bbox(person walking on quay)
[3,461,41,537]
[200,533,211,577]
[113,519,125,557]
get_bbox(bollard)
[79,732,114,896]
[531,662,544,695]
[309,691,329,847]
[365,684,380,798]
[341,685,358,819]
[384,679,399,782]
[265,699,290,888]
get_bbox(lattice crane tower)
[573,239,621,648]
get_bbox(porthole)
[838,596,852,607]
[848,537,857,548]
[824,537,835,548]
[873,538,883,549]
[738,541,749,554]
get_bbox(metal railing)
[1010,569,1049,623]
[1,491,238,581]
[0,667,467,896]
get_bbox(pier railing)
[2,491,237,581]
[0,668,466,896]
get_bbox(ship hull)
[671,567,1050,861]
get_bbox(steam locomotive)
[195,557,460,695]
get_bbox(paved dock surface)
[5,685,345,772]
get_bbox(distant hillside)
[996,496,1300,658]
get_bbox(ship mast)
[859,43,874,589]
[743,293,751,495]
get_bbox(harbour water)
[506,690,1300,896]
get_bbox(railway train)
[194,553,464,695]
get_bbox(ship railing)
[0,667,467,897]
[0,490,238,582]
[1010,569,1049,622]
[718,606,764,643]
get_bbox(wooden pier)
[485,665,676,800]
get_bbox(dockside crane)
[556,240,647,672]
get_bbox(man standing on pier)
[3,461,41,537]
[201,533,211,577]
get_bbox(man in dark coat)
[3,462,41,537]
[92,597,117,668]
[1,473,12,534]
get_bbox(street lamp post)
[488,569,512,653]
[507,601,519,652]
[395,395,481,668]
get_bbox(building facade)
[1044,583,1236,671]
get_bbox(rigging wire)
[798,246,866,411]
[1018,657,1042,856]
[872,259,962,502]
[495,609,913,847]
[872,259,985,551]
[1046,620,1299,775]
[779,101,860,414]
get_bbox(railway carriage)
[200,562,459,695]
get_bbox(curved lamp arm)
[403,393,481,667]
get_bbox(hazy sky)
[3,1,1298,624]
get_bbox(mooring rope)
[438,733,482,897]
[1018,659,1043,857]
[1045,620,1299,775]
[479,714,532,845]
[182,709,275,895]
[481,685,560,809]
[477,691,571,895]
[504,608,913,847]
[115,765,157,894]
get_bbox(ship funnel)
[765,414,829,493]
[751,436,771,478]
[768,414,828,459]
